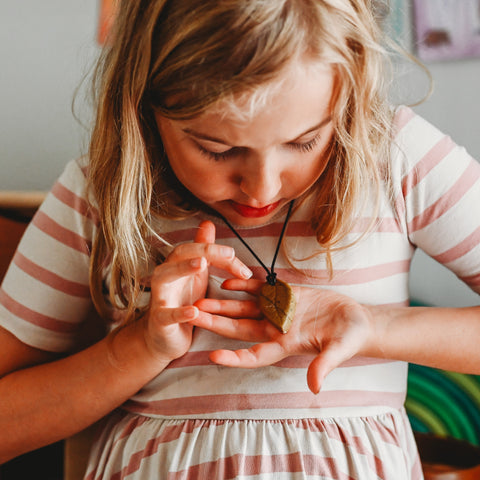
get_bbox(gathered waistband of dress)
[122,394,406,421]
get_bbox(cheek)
[305,136,333,182]
[168,150,233,200]
[295,153,329,186]
[166,144,207,183]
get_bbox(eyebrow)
[182,116,332,146]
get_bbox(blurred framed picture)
[413,0,480,61]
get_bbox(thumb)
[306,344,346,394]
[195,220,216,244]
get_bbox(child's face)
[156,59,335,226]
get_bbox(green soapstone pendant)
[259,279,296,333]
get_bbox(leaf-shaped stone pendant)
[259,279,296,333]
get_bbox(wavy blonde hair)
[88,0,394,320]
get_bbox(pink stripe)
[230,260,411,286]
[394,194,406,227]
[365,415,405,446]
[408,160,480,232]
[217,221,314,239]
[161,217,402,247]
[33,211,91,255]
[0,288,78,333]
[166,453,354,480]
[51,181,100,226]
[13,252,90,298]
[393,106,415,135]
[432,225,480,264]
[394,135,456,222]
[167,351,399,370]
[459,271,480,287]
[321,422,386,478]
[163,221,315,245]
[411,455,423,479]
[123,390,405,416]
[401,136,457,198]
[166,351,213,368]
[118,415,150,441]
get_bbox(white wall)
[0,2,479,307]
[0,0,99,191]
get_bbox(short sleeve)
[0,158,99,352]
[392,107,480,295]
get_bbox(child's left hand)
[193,279,374,394]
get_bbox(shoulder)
[391,105,448,151]
[388,105,474,183]
[54,157,91,200]
[389,106,480,232]
[45,157,99,225]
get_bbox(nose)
[239,153,282,205]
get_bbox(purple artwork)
[413,0,480,61]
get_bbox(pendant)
[259,279,296,334]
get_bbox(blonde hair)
[88,0,394,320]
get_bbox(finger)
[169,242,234,261]
[170,243,252,279]
[195,220,216,244]
[152,257,207,284]
[152,305,199,326]
[190,312,272,342]
[222,278,263,294]
[209,340,286,368]
[195,298,261,318]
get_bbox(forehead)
[212,59,335,123]
[179,60,335,147]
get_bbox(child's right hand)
[139,220,252,364]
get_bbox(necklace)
[216,201,296,333]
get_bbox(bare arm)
[0,320,167,463]
[367,304,480,373]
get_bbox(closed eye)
[197,144,241,162]
[196,133,322,161]
[286,134,321,153]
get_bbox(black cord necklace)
[216,200,296,333]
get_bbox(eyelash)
[287,134,321,153]
[197,134,321,162]
[197,145,237,162]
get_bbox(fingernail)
[190,258,202,268]
[242,266,253,278]
[184,306,198,319]
[220,246,234,258]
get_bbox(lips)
[230,200,281,218]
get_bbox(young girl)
[1,0,480,478]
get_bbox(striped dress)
[1,106,480,479]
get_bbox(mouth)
[229,200,281,218]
